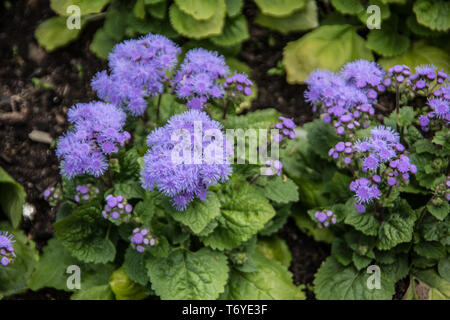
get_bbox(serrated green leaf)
[109,266,148,300]
[169,1,225,39]
[331,238,353,266]
[427,202,449,220]
[414,241,447,259]
[113,180,146,199]
[377,211,416,251]
[210,15,249,47]
[406,15,441,37]
[413,139,440,155]
[314,257,396,300]
[225,0,243,17]
[174,0,218,20]
[54,203,116,264]
[0,223,38,297]
[223,251,304,299]
[255,0,318,34]
[35,16,85,52]
[199,176,276,250]
[169,193,220,234]
[259,176,299,204]
[379,41,450,73]
[254,0,308,17]
[50,0,110,16]
[283,25,374,84]
[0,167,26,228]
[146,247,229,299]
[28,238,79,291]
[344,208,380,237]
[123,247,150,286]
[366,28,410,58]
[413,0,450,32]
[352,252,373,270]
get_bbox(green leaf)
[169,193,220,234]
[225,0,243,17]
[427,202,449,220]
[330,0,364,15]
[413,139,440,155]
[413,0,450,32]
[414,241,447,259]
[256,236,292,268]
[113,180,146,199]
[71,263,116,300]
[0,223,38,297]
[407,15,440,37]
[420,214,450,242]
[90,28,116,59]
[388,106,416,127]
[366,28,410,58]
[314,257,396,299]
[0,167,26,228]
[254,0,308,17]
[293,211,334,243]
[174,0,218,20]
[352,252,373,270]
[379,41,450,73]
[258,176,299,204]
[304,119,340,159]
[123,247,150,286]
[35,16,85,52]
[72,285,114,300]
[331,238,353,266]
[169,1,226,39]
[146,248,229,300]
[438,258,450,282]
[147,1,167,19]
[199,176,276,250]
[283,25,373,84]
[254,0,318,34]
[54,203,116,264]
[377,210,417,251]
[103,3,128,41]
[259,204,291,236]
[28,238,79,291]
[133,0,146,19]
[344,208,380,237]
[109,266,148,300]
[50,0,110,16]
[223,251,304,299]
[210,15,249,47]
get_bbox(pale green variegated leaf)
[256,236,292,268]
[255,0,318,34]
[146,248,229,300]
[169,193,220,234]
[199,176,276,250]
[254,0,308,17]
[222,251,304,299]
[413,0,450,32]
[258,176,299,204]
[109,267,148,300]
[210,15,249,47]
[225,0,243,17]
[379,41,450,73]
[330,0,364,15]
[283,25,373,83]
[35,16,85,52]
[50,0,110,16]
[169,1,226,39]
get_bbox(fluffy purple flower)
[0,231,16,267]
[92,34,181,115]
[340,60,385,89]
[314,210,337,228]
[140,110,232,210]
[428,98,449,119]
[131,228,157,253]
[56,102,130,179]
[172,49,229,110]
[350,178,380,204]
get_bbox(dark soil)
[0,0,403,301]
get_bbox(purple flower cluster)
[140,110,232,210]
[305,60,385,135]
[92,34,180,116]
[263,160,283,176]
[131,228,157,253]
[56,101,130,179]
[224,73,253,98]
[328,141,354,165]
[172,48,229,110]
[0,231,16,267]
[273,116,296,142]
[350,178,381,213]
[313,210,337,228]
[74,184,100,203]
[102,194,133,224]
[43,185,62,206]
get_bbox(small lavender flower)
[0,231,16,267]
[264,160,283,176]
[224,73,253,98]
[350,178,380,205]
[172,48,229,109]
[102,194,133,224]
[428,98,449,119]
[131,228,157,253]
[140,110,232,210]
[273,116,296,142]
[314,210,337,228]
[92,34,181,116]
[43,185,63,206]
[74,184,100,203]
[56,102,130,179]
